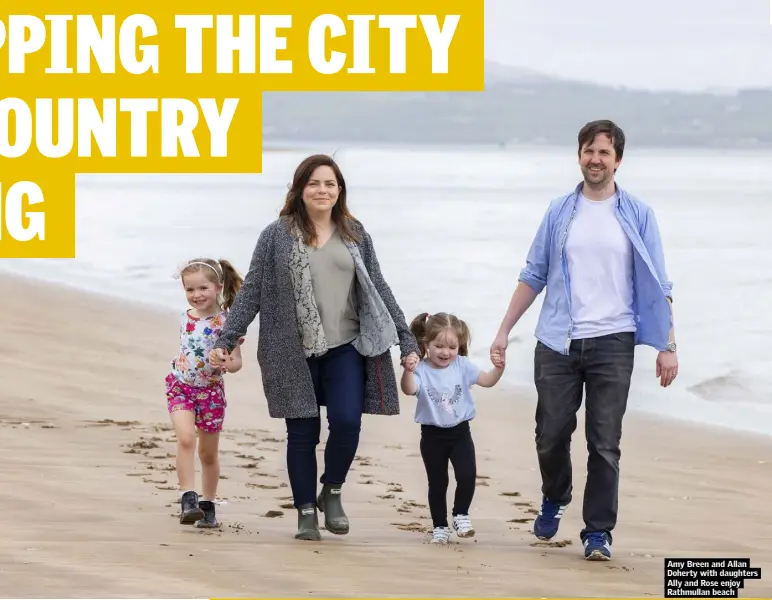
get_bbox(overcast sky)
[484,0,772,91]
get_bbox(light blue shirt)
[412,356,481,428]
[518,182,673,354]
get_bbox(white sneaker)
[452,514,475,538]
[430,526,451,544]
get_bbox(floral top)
[170,310,242,388]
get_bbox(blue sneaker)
[583,532,612,560]
[533,496,567,540]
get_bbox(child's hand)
[402,352,419,372]
[209,348,230,370]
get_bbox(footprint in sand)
[377,494,395,500]
[247,482,287,490]
[263,510,284,518]
[499,491,521,497]
[396,499,427,514]
[354,455,374,467]
[530,539,572,548]
[128,437,163,450]
[386,483,404,493]
[391,521,429,533]
[83,419,142,428]
[235,454,264,462]
[507,518,531,524]
[280,502,294,509]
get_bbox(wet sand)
[2,274,771,598]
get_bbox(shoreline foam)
[4,265,771,440]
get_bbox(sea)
[2,143,771,437]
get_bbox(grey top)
[213,216,419,419]
[308,228,359,348]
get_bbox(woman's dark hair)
[279,154,360,245]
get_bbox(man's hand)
[656,350,678,387]
[490,332,508,368]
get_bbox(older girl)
[168,258,244,529]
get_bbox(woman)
[209,154,420,541]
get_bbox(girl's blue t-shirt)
[412,355,481,428]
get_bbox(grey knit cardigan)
[213,216,419,419]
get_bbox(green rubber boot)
[294,503,322,541]
[317,484,349,535]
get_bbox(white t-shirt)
[564,192,636,339]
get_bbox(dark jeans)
[420,420,477,528]
[533,332,634,542]
[285,343,365,507]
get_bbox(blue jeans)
[285,343,365,507]
[533,332,635,541]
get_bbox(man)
[490,120,678,561]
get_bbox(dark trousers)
[285,343,365,507]
[420,420,477,528]
[533,332,634,542]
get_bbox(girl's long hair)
[179,258,244,311]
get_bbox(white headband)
[184,261,221,281]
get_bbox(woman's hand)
[401,352,419,372]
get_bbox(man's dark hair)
[577,120,625,160]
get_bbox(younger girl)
[400,312,505,544]
[167,257,245,528]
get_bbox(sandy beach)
[2,273,771,598]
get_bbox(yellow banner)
[0,0,484,257]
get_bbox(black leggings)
[420,420,476,528]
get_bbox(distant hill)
[262,61,772,148]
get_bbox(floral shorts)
[165,373,227,434]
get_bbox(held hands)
[401,352,419,372]
[209,348,233,372]
[489,333,508,369]
[656,350,678,387]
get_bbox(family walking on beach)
[164,119,678,562]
